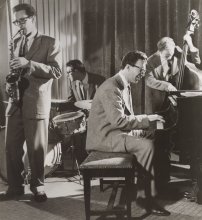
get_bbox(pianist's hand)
[148,114,165,130]
[167,83,177,92]
[148,114,165,123]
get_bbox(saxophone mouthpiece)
[12,29,23,39]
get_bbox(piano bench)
[79,151,135,220]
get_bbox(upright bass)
[175,9,202,91]
[147,9,202,115]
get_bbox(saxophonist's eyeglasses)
[13,16,32,26]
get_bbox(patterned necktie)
[167,59,172,75]
[19,35,28,57]
[80,83,85,100]
[76,81,85,100]
[167,59,174,83]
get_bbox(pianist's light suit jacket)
[86,74,152,152]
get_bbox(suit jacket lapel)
[172,56,179,76]
[114,74,132,114]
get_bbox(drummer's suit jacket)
[6,32,62,119]
[67,72,105,102]
[86,73,151,152]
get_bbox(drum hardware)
[0,100,9,104]
[51,111,87,182]
[0,125,6,131]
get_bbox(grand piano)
[163,90,202,163]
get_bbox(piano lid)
[180,91,202,97]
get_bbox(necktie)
[77,81,85,100]
[19,35,28,57]
[167,59,172,75]
[80,83,85,100]
[167,59,174,82]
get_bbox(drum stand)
[66,133,82,184]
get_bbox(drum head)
[53,111,84,123]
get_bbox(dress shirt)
[160,54,170,79]
[80,72,88,99]
[26,29,38,52]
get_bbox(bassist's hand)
[183,34,198,52]
[167,83,177,92]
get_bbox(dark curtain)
[82,0,202,113]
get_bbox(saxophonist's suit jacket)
[6,32,62,118]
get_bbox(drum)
[50,99,69,119]
[0,125,62,182]
[52,111,86,136]
[23,141,62,179]
[44,142,62,176]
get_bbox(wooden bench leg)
[83,175,91,220]
[126,175,133,219]
[100,178,104,192]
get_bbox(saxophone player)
[1,3,62,202]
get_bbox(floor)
[0,153,202,220]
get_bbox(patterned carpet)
[0,173,202,220]
[0,151,202,220]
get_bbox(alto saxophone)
[6,29,23,102]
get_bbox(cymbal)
[0,100,8,104]
[51,99,68,103]
[74,100,92,110]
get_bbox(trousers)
[5,108,49,192]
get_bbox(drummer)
[66,59,105,107]
[59,60,105,165]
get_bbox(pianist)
[86,51,171,216]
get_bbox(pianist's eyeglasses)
[131,65,146,76]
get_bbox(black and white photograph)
[0,0,202,219]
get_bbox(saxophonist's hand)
[10,57,30,69]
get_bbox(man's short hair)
[121,51,147,69]
[157,37,175,52]
[13,3,36,17]
[66,59,86,73]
